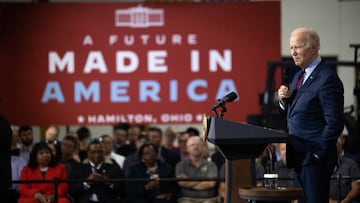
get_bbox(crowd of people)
[9,123,219,203]
[8,121,360,203]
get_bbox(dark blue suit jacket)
[69,162,124,203]
[280,61,344,168]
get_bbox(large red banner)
[0,2,280,125]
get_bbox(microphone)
[283,67,290,87]
[211,91,238,110]
[282,67,290,105]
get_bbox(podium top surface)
[206,117,288,145]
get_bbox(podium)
[205,117,288,203]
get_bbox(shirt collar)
[185,158,207,167]
[90,161,103,170]
[303,56,321,81]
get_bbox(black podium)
[204,116,288,203]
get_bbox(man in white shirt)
[100,134,125,169]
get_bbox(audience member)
[100,134,126,169]
[274,143,295,188]
[76,126,92,162]
[44,125,62,161]
[176,136,218,203]
[177,131,190,161]
[44,125,59,143]
[186,126,209,158]
[329,135,360,203]
[163,126,179,152]
[9,125,26,203]
[186,127,200,137]
[14,125,35,163]
[123,134,149,176]
[126,143,176,203]
[113,122,136,157]
[10,154,26,203]
[148,126,181,169]
[10,124,27,185]
[18,142,70,203]
[65,131,81,162]
[69,139,124,203]
[343,134,360,168]
[60,135,80,177]
[128,125,141,148]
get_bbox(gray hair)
[291,27,320,51]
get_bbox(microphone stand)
[213,104,232,203]
[220,105,227,120]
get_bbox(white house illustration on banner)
[115,5,164,28]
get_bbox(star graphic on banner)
[77,115,85,123]
[196,114,203,122]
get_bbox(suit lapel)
[289,64,322,115]
[85,163,93,175]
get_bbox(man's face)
[45,126,58,142]
[178,133,190,152]
[88,143,104,165]
[113,129,127,144]
[19,129,33,146]
[100,136,113,155]
[186,137,203,158]
[148,130,162,147]
[61,139,76,156]
[128,127,140,143]
[290,32,317,68]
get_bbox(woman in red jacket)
[18,142,70,203]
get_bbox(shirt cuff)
[83,182,91,189]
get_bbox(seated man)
[329,135,360,203]
[176,136,218,203]
[274,143,296,188]
[69,139,124,203]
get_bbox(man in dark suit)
[148,126,181,169]
[278,27,344,203]
[69,139,124,203]
[0,114,12,202]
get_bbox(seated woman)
[125,143,177,203]
[18,142,70,203]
